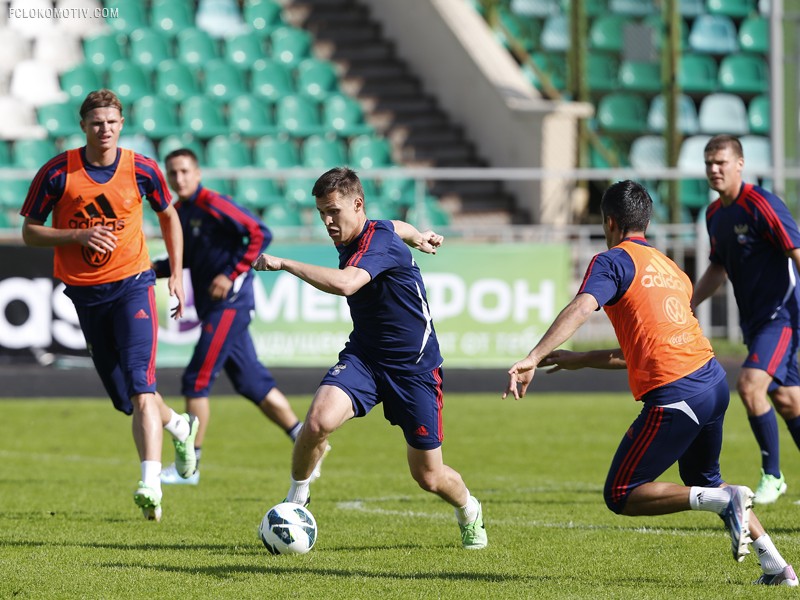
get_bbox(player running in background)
[19,89,198,522]
[252,167,487,550]
[692,134,800,505]
[154,148,308,486]
[504,180,796,585]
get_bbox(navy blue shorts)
[743,318,800,388]
[604,375,730,514]
[319,352,445,450]
[182,306,276,403]
[74,276,158,415]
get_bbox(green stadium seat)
[747,94,770,134]
[674,178,710,210]
[688,15,739,54]
[322,93,374,137]
[510,0,560,16]
[587,54,620,93]
[350,135,393,169]
[156,60,201,103]
[0,179,29,210]
[283,177,317,208]
[596,93,648,133]
[270,26,312,68]
[643,14,689,51]
[741,134,771,172]
[589,15,627,52]
[522,53,566,92]
[203,59,248,103]
[252,59,296,102]
[493,6,541,53]
[609,0,656,15]
[224,31,266,70]
[738,16,768,53]
[618,60,661,93]
[129,28,172,72]
[131,96,182,138]
[60,133,88,151]
[707,0,757,18]
[264,204,303,229]
[679,0,705,16]
[177,28,221,70]
[678,54,718,94]
[301,134,347,168]
[561,0,608,17]
[588,134,630,168]
[698,93,749,135]
[275,95,324,137]
[380,177,416,206]
[677,134,712,169]
[365,199,402,221]
[13,139,58,169]
[202,177,234,196]
[406,197,452,228]
[254,135,300,168]
[196,0,248,39]
[647,94,699,134]
[0,141,10,166]
[158,133,206,164]
[628,135,665,169]
[106,1,148,34]
[296,58,340,101]
[151,0,195,37]
[37,102,82,138]
[235,177,284,211]
[540,15,569,52]
[718,53,768,94]
[180,96,229,138]
[244,0,285,37]
[107,61,153,103]
[60,65,102,103]
[206,135,253,168]
[83,32,125,73]
[228,95,277,137]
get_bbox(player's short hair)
[704,134,743,158]
[164,148,200,166]
[601,180,652,233]
[312,167,365,200]
[79,89,123,120]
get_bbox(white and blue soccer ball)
[258,502,317,555]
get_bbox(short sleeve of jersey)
[577,247,635,307]
[134,153,172,211]
[344,220,404,278]
[20,153,68,222]
[751,186,800,253]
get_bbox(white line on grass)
[336,499,731,540]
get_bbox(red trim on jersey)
[21,154,67,215]
[767,327,793,376]
[147,286,158,385]
[578,254,600,294]
[747,187,794,250]
[195,309,236,391]
[347,221,376,268]
[433,367,444,442]
[611,406,664,503]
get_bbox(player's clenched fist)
[252,253,283,271]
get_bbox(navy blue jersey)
[706,182,800,338]
[578,236,723,404]
[153,185,269,319]
[337,220,443,374]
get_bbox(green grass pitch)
[1,391,799,599]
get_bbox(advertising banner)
[1,241,572,368]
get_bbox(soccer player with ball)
[252,167,487,550]
[504,180,796,585]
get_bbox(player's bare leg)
[258,387,301,431]
[285,385,352,505]
[186,396,210,446]
[131,392,165,520]
[407,446,487,549]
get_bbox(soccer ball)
[258,502,317,555]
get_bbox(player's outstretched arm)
[253,253,371,296]
[391,220,443,255]
[691,263,726,310]
[157,205,185,319]
[541,348,626,373]
[22,216,118,252]
[503,293,598,400]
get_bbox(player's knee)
[603,484,627,515]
